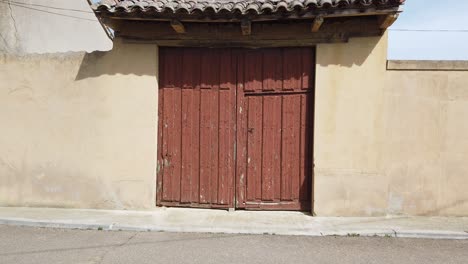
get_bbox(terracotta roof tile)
[92,0,405,15]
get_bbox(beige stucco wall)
[0,39,159,209]
[314,34,389,216]
[381,70,468,216]
[314,33,468,216]
[1,31,467,216]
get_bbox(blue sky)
[389,0,468,60]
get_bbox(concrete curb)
[1,217,467,240]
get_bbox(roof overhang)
[89,0,405,47]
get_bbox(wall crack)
[7,0,20,43]
[0,32,11,52]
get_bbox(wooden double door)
[157,47,314,211]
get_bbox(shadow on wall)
[74,35,382,81]
[75,39,158,80]
[317,36,383,68]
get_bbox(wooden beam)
[113,18,384,46]
[241,19,251,36]
[122,38,351,48]
[170,19,185,33]
[311,16,324,32]
[379,14,398,29]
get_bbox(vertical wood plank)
[306,92,314,201]
[210,88,220,204]
[262,96,281,201]
[283,48,302,91]
[191,88,201,204]
[282,95,301,201]
[182,48,200,89]
[302,48,314,90]
[171,88,182,202]
[219,88,233,205]
[235,50,248,207]
[218,50,236,206]
[246,96,263,202]
[161,48,182,88]
[199,49,221,204]
[200,50,220,89]
[156,55,165,205]
[199,89,211,204]
[299,93,313,201]
[161,87,172,201]
[180,49,200,203]
[262,49,282,91]
[244,50,263,92]
[220,50,236,91]
[161,90,171,201]
[281,96,290,201]
[181,88,193,203]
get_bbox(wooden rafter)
[241,19,251,36]
[311,16,324,32]
[171,19,186,33]
[379,14,398,29]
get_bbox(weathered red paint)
[157,48,237,208]
[157,47,314,211]
[235,48,314,211]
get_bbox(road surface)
[0,225,467,264]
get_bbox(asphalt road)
[0,225,467,264]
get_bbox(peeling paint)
[156,161,161,174]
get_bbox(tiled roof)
[93,0,405,15]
